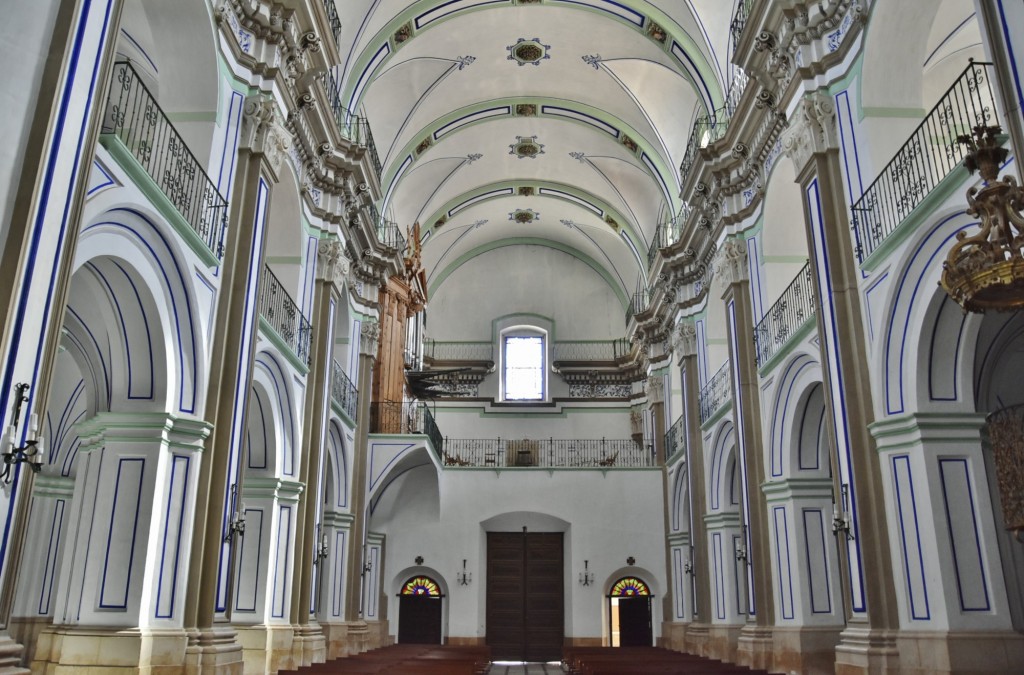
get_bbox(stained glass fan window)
[401,576,441,596]
[610,577,650,597]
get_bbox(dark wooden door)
[618,597,652,647]
[398,595,442,644]
[486,532,564,661]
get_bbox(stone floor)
[485,661,564,674]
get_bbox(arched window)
[401,576,441,596]
[610,577,651,597]
[500,326,547,401]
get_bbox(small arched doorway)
[608,577,653,647]
[398,576,443,644]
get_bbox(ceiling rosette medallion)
[509,135,545,159]
[507,37,551,66]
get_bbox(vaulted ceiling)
[331,0,736,328]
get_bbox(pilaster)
[782,89,900,673]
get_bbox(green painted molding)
[32,475,76,499]
[258,316,311,376]
[700,400,732,432]
[490,311,555,343]
[860,164,971,272]
[99,136,221,268]
[324,511,355,527]
[703,511,742,528]
[428,237,630,309]
[330,399,356,428]
[343,1,723,114]
[667,532,691,546]
[243,477,306,502]
[421,177,645,253]
[761,477,834,502]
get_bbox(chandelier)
[940,125,1024,312]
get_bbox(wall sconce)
[683,560,694,576]
[314,533,329,566]
[832,483,854,540]
[457,559,472,586]
[224,483,246,541]
[735,525,748,564]
[1,383,46,483]
[578,560,595,586]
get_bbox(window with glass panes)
[503,335,544,400]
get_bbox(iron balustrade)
[699,361,731,423]
[258,265,312,365]
[985,404,1024,534]
[678,70,749,188]
[647,219,685,267]
[322,0,342,48]
[441,438,652,468]
[102,61,227,258]
[330,359,358,420]
[370,401,444,456]
[851,61,999,263]
[423,339,494,361]
[377,217,407,253]
[665,414,687,462]
[730,0,758,56]
[625,288,650,326]
[679,112,715,188]
[552,339,633,362]
[753,261,816,368]
[321,72,383,182]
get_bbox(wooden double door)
[486,532,564,662]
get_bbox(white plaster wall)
[428,246,624,341]
[0,0,63,256]
[370,465,667,642]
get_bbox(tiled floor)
[485,662,564,674]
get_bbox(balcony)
[552,339,633,362]
[678,70,749,190]
[322,71,383,183]
[330,359,358,421]
[699,361,731,424]
[665,414,686,463]
[423,339,494,363]
[647,218,685,268]
[376,216,407,253]
[625,288,650,326]
[730,0,758,58]
[753,261,816,369]
[851,61,999,264]
[102,61,227,259]
[322,0,342,49]
[441,438,653,468]
[258,265,312,366]
[370,401,444,456]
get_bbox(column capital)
[645,374,664,404]
[240,94,291,177]
[675,319,699,358]
[781,89,839,174]
[359,321,380,359]
[316,239,350,290]
[714,238,749,288]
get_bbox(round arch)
[766,352,826,479]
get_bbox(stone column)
[0,1,124,668]
[340,321,379,655]
[677,320,713,658]
[290,240,349,666]
[975,0,1024,177]
[647,374,667,464]
[183,94,290,674]
[781,90,900,673]
[717,239,775,671]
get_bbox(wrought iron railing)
[986,404,1024,535]
[370,401,444,455]
[322,0,342,48]
[753,261,816,368]
[730,0,758,55]
[321,71,383,182]
[552,339,633,362]
[377,217,407,253]
[699,361,731,423]
[625,288,650,326]
[102,61,227,257]
[680,112,715,188]
[851,61,999,263]
[423,339,493,361]
[647,219,685,267]
[258,265,312,365]
[441,438,652,468]
[330,359,358,420]
[665,414,687,462]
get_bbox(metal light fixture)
[314,533,329,566]
[1,383,46,483]
[457,559,472,586]
[941,125,1024,312]
[683,559,694,576]
[578,560,595,586]
[224,483,246,541]
[832,483,854,540]
[735,525,748,564]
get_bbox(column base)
[834,624,900,675]
[0,630,28,674]
[771,625,843,675]
[658,621,689,652]
[896,630,1024,675]
[183,626,244,675]
[290,622,325,668]
[736,623,774,672]
[234,624,295,674]
[445,637,486,647]
[705,623,743,664]
[31,626,191,674]
[322,621,370,658]
[363,620,390,650]
[683,622,711,658]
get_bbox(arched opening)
[397,575,444,644]
[608,576,653,647]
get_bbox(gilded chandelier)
[940,125,1024,312]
